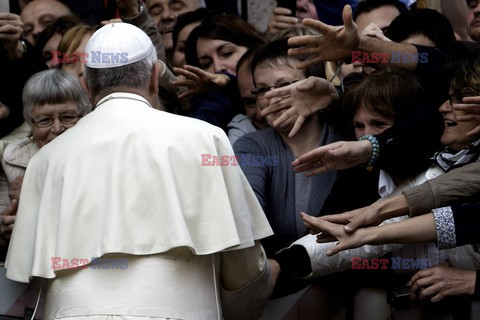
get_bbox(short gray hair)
[84,49,157,98]
[23,69,92,125]
[196,0,206,8]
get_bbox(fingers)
[466,125,480,137]
[344,213,369,233]
[173,67,200,80]
[296,77,317,91]
[300,18,331,35]
[5,199,18,216]
[261,96,291,117]
[295,56,324,70]
[273,7,293,16]
[342,5,355,31]
[181,64,209,76]
[273,16,298,29]
[453,102,480,116]
[287,115,306,138]
[263,85,292,100]
[292,144,333,167]
[177,89,194,99]
[462,96,480,104]
[320,212,355,225]
[408,269,431,289]
[300,212,336,235]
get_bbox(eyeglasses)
[31,114,81,128]
[251,80,299,98]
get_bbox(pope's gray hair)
[84,48,157,98]
[23,69,91,125]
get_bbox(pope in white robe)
[5,23,274,320]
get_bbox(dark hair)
[385,9,455,47]
[172,8,211,51]
[184,13,265,69]
[250,38,325,85]
[342,68,425,122]
[353,0,408,21]
[236,45,261,76]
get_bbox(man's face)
[146,0,200,51]
[237,62,268,130]
[355,5,400,32]
[467,0,480,42]
[21,0,71,46]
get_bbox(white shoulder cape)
[5,93,273,282]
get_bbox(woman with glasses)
[233,39,342,303]
[0,69,91,251]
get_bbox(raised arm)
[288,5,418,72]
[301,211,437,256]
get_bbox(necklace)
[95,95,153,109]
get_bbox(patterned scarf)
[433,138,480,172]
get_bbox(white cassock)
[5,93,274,320]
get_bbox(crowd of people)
[1,0,480,319]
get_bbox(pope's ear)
[150,61,161,96]
[80,77,95,106]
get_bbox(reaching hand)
[361,23,391,42]
[453,96,480,137]
[291,140,372,176]
[0,199,18,246]
[8,175,23,201]
[262,76,339,137]
[320,195,409,234]
[172,65,230,99]
[300,212,372,256]
[408,265,476,303]
[268,259,281,287]
[288,5,359,69]
[267,7,299,35]
[0,101,9,119]
[0,12,24,59]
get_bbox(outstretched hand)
[0,12,24,59]
[0,199,18,246]
[267,7,299,35]
[291,140,372,176]
[262,76,339,137]
[288,5,359,69]
[172,65,230,99]
[453,96,480,137]
[361,23,391,42]
[408,265,476,303]
[300,212,372,256]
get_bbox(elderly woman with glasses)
[0,69,91,251]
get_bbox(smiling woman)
[0,69,91,249]
[185,13,265,75]
[171,13,265,131]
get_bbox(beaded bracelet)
[358,134,379,171]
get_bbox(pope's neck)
[94,87,157,108]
